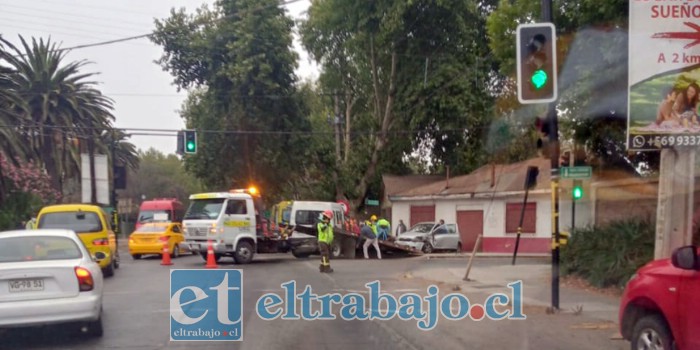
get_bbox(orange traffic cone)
[161,241,173,266]
[205,240,218,269]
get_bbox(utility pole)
[541,0,561,311]
[111,130,119,239]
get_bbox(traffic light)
[113,165,127,190]
[572,180,583,200]
[176,130,184,155]
[516,23,557,104]
[184,130,197,154]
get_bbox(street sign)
[560,166,592,179]
[365,199,379,206]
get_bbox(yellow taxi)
[36,204,120,277]
[128,222,186,259]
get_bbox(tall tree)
[151,0,310,197]
[0,36,122,196]
[300,0,496,212]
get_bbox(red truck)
[619,245,700,350]
[135,198,184,230]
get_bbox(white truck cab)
[182,189,264,264]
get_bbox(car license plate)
[8,279,44,293]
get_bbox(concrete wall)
[391,193,555,253]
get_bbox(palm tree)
[1,36,116,197]
[0,37,30,162]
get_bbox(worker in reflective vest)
[317,210,334,273]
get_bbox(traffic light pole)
[541,0,560,311]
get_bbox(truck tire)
[200,252,222,262]
[234,241,255,264]
[331,241,342,259]
[292,250,311,259]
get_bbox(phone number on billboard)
[631,135,700,149]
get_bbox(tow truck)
[181,187,291,264]
[181,187,422,263]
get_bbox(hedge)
[561,218,655,288]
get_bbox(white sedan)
[0,229,104,337]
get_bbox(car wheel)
[234,241,254,264]
[85,314,103,337]
[103,258,115,277]
[631,314,673,350]
[456,242,462,252]
[114,251,120,269]
[422,242,433,254]
[131,254,142,260]
[172,244,180,258]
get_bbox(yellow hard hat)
[371,215,377,221]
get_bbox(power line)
[0,2,153,27]
[0,124,483,136]
[0,16,152,45]
[20,0,306,54]
[27,0,168,17]
[0,9,151,35]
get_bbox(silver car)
[396,222,462,253]
[0,229,104,337]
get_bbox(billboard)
[628,2,700,150]
[81,153,109,205]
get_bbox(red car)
[619,245,700,350]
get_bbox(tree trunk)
[349,48,398,213]
[343,94,356,164]
[41,130,62,197]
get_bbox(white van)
[287,201,345,258]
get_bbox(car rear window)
[38,211,103,233]
[136,224,169,232]
[0,236,82,263]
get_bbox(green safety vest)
[317,222,334,244]
[377,219,390,229]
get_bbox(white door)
[223,199,254,238]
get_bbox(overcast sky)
[0,0,318,155]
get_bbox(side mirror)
[671,246,699,270]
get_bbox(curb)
[425,254,551,259]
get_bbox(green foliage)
[121,148,204,207]
[561,218,655,288]
[0,155,58,230]
[0,35,139,197]
[152,0,309,202]
[299,0,499,210]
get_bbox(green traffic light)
[186,142,195,151]
[531,69,548,90]
[573,186,583,200]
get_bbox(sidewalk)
[423,252,551,259]
[409,262,621,323]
